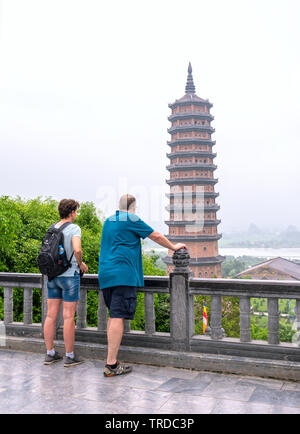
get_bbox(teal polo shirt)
[98,210,154,290]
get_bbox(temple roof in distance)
[235,257,300,280]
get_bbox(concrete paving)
[1,349,300,414]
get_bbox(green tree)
[0,196,103,323]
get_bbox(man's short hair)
[58,199,80,219]
[119,194,136,212]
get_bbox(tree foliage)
[0,196,165,327]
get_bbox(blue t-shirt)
[98,210,154,290]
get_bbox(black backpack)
[38,222,74,281]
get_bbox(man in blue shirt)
[99,194,186,377]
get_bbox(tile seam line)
[198,387,258,403]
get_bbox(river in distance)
[144,247,300,261]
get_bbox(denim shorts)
[102,286,137,320]
[47,271,80,302]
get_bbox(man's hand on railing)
[148,231,188,252]
[173,243,187,251]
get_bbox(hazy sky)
[0,0,299,233]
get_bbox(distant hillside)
[219,225,300,248]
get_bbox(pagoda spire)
[185,62,196,94]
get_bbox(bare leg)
[106,318,124,365]
[44,299,62,351]
[63,301,78,354]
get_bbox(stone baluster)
[294,299,300,346]
[4,288,13,324]
[23,288,33,325]
[144,292,155,335]
[97,290,108,332]
[124,320,131,333]
[41,275,48,338]
[41,276,48,325]
[268,298,280,345]
[76,288,87,329]
[170,248,193,351]
[210,295,224,340]
[239,296,251,343]
[55,304,64,338]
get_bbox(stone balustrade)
[1,250,300,380]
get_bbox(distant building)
[235,257,300,281]
[163,63,224,277]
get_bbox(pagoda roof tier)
[166,177,218,186]
[166,204,220,212]
[165,219,221,226]
[166,192,219,199]
[168,112,214,122]
[163,255,225,265]
[166,234,222,242]
[166,163,217,172]
[167,151,217,160]
[167,139,216,147]
[168,125,215,134]
[168,97,213,110]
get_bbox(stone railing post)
[23,288,33,325]
[169,248,193,351]
[239,296,251,343]
[97,290,108,332]
[55,304,64,339]
[4,288,13,325]
[268,298,280,345]
[294,299,300,346]
[41,275,48,337]
[144,292,156,336]
[210,295,224,340]
[124,320,131,333]
[76,288,87,329]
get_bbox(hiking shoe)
[44,351,63,365]
[64,354,84,368]
[103,361,132,377]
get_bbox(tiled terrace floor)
[1,349,300,414]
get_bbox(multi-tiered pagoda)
[164,63,225,277]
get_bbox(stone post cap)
[172,248,190,273]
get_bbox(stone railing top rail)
[1,272,300,296]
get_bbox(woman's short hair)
[119,194,136,211]
[58,199,80,219]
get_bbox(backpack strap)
[56,221,73,232]
[48,222,72,233]
[53,221,75,265]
